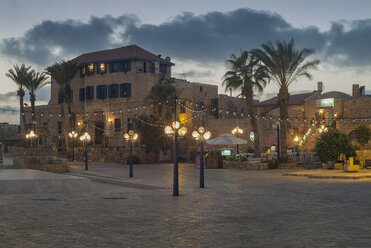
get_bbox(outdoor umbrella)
[207,134,248,145]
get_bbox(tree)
[223,51,269,157]
[315,129,355,162]
[135,114,172,154]
[354,125,371,148]
[25,71,49,126]
[46,60,77,130]
[252,39,320,162]
[5,64,33,132]
[149,78,176,121]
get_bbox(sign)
[221,149,232,156]
[317,98,334,108]
[250,132,255,141]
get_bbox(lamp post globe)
[68,131,78,162]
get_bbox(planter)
[334,162,344,170]
[344,164,359,172]
[206,156,223,169]
[327,161,335,170]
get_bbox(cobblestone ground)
[1,164,371,247]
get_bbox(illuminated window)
[100,63,105,72]
[88,63,94,73]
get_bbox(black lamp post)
[124,130,138,178]
[192,127,212,188]
[164,101,187,196]
[79,132,91,170]
[68,131,78,162]
[232,126,243,154]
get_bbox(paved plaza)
[1,164,371,247]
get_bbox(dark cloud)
[1,8,371,67]
[0,91,17,102]
[0,86,50,104]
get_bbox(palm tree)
[252,39,320,162]
[46,60,77,131]
[25,71,49,126]
[223,51,269,157]
[5,64,33,132]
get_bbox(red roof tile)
[72,45,174,65]
[256,92,316,106]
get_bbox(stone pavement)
[1,164,371,247]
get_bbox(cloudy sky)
[1,0,371,123]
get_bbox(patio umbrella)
[207,134,248,145]
[197,143,217,152]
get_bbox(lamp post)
[25,130,38,156]
[124,130,138,177]
[164,121,187,196]
[79,132,91,171]
[232,126,243,154]
[273,122,280,161]
[192,127,211,188]
[68,131,78,162]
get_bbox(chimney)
[317,82,323,92]
[352,84,360,98]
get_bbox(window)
[58,122,62,134]
[86,86,94,100]
[109,62,120,73]
[160,64,167,74]
[114,118,121,132]
[200,86,203,92]
[108,84,119,98]
[79,88,85,101]
[120,83,131,98]
[143,62,147,73]
[96,85,107,99]
[127,118,134,132]
[80,66,86,77]
[121,61,131,72]
[97,63,106,74]
[87,63,94,74]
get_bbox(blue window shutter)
[108,85,112,98]
[91,86,94,99]
[103,85,107,99]
[97,64,100,74]
[120,62,124,72]
[79,88,85,101]
[120,83,124,98]
[80,67,84,77]
[127,61,131,71]
[127,83,131,97]
[109,63,113,73]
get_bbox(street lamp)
[79,132,91,170]
[68,131,78,162]
[124,130,139,178]
[164,121,187,196]
[192,126,211,188]
[232,126,243,154]
[25,130,38,156]
[272,122,280,161]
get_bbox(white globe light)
[203,131,211,140]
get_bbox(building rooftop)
[72,45,174,66]
[315,91,351,99]
[257,92,316,106]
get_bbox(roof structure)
[315,91,351,99]
[72,45,174,66]
[257,92,316,106]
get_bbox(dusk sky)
[1,0,371,123]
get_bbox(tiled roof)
[72,45,174,65]
[256,92,316,106]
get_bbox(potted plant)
[315,128,355,169]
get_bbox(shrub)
[354,125,371,148]
[315,128,355,163]
[126,155,141,164]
